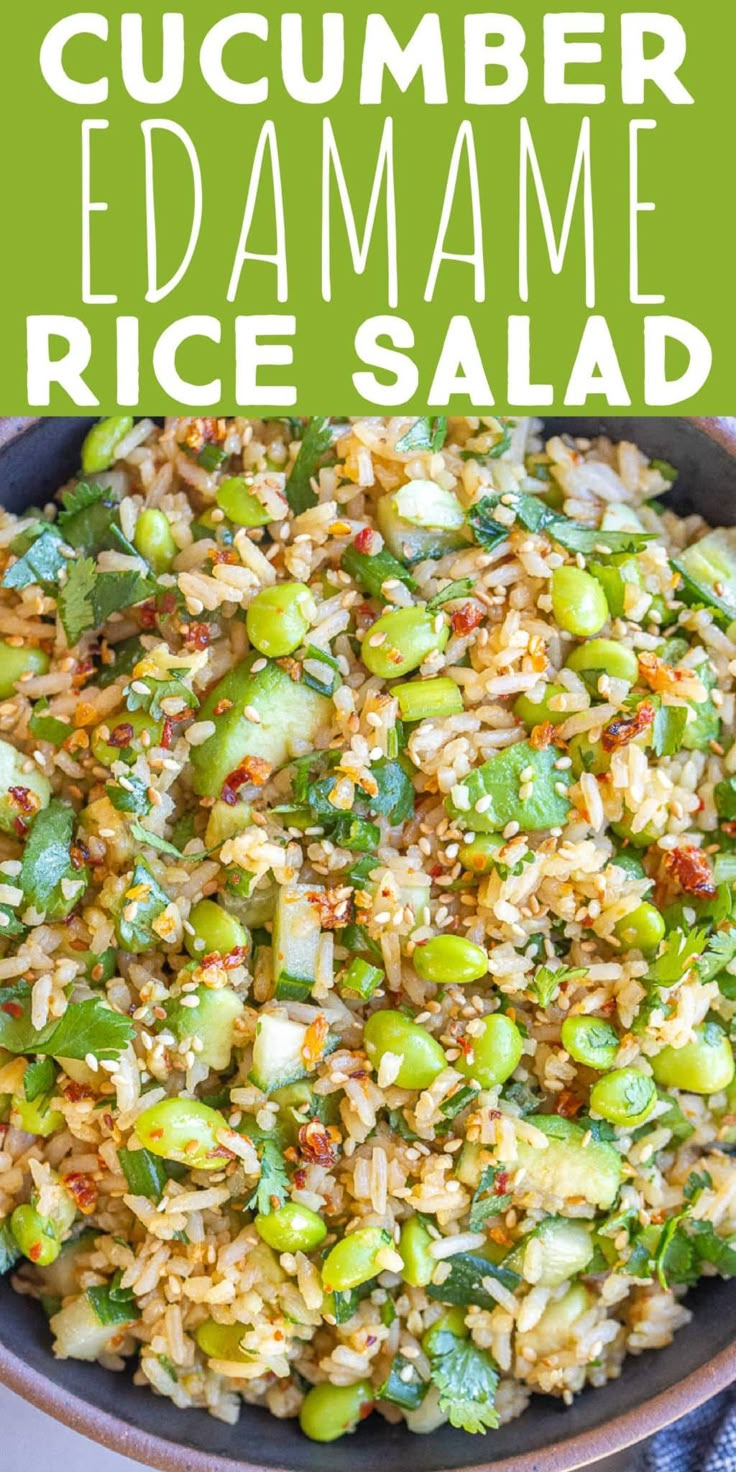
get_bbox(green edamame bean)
[566,639,639,686]
[185,898,249,960]
[133,509,177,573]
[412,935,488,986]
[135,1096,231,1170]
[81,417,134,474]
[255,1202,327,1253]
[10,1204,61,1266]
[614,902,665,954]
[421,1307,468,1358]
[216,477,271,528]
[363,1010,447,1090]
[551,567,609,638]
[246,582,314,658]
[561,1016,619,1072]
[455,1013,523,1089]
[299,1379,374,1443]
[91,710,162,767]
[361,606,449,679]
[399,1215,435,1287]
[321,1227,392,1293]
[195,1319,250,1361]
[458,833,504,875]
[651,1023,735,1095]
[590,1068,657,1126]
[513,683,568,729]
[11,1091,64,1137]
[0,642,49,699]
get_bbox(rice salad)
[1,414,736,1443]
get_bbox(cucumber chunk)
[166,986,245,1071]
[516,1116,622,1210]
[190,659,332,798]
[377,488,466,563]
[0,736,51,834]
[505,1216,594,1287]
[674,529,736,619]
[273,884,323,1001]
[250,1010,309,1093]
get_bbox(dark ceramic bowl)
[1,416,735,1472]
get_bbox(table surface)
[0,1382,647,1472]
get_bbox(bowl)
[1,414,735,1472]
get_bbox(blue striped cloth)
[644,1389,736,1472]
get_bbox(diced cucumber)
[455,1140,488,1187]
[165,986,245,1071]
[601,503,645,533]
[51,1293,135,1361]
[504,1216,594,1287]
[0,736,51,835]
[205,798,253,848]
[529,1282,592,1356]
[392,482,465,531]
[190,659,332,798]
[34,1233,94,1300]
[377,488,466,563]
[249,1010,309,1093]
[674,529,736,619]
[516,1116,622,1210]
[273,884,323,1001]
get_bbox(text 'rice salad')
[1,413,736,1443]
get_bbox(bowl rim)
[1,1333,734,1472]
[1,412,735,1472]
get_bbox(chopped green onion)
[393,676,463,723]
[340,957,384,1000]
[118,1147,169,1201]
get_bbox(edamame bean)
[81,417,134,474]
[0,642,49,700]
[255,1202,327,1253]
[399,1216,435,1287]
[361,606,449,679]
[216,477,271,528]
[11,1092,64,1137]
[614,902,665,954]
[651,1023,735,1095]
[455,1013,523,1089]
[420,1307,468,1358]
[299,1380,374,1443]
[195,1319,250,1361]
[185,898,249,960]
[513,683,568,729]
[458,834,504,874]
[412,935,488,986]
[246,582,314,658]
[561,1017,618,1072]
[589,1068,657,1126]
[10,1204,61,1266]
[363,1010,447,1090]
[135,1097,231,1170]
[566,639,639,685]
[321,1227,392,1293]
[134,509,177,573]
[551,567,609,638]
[91,710,162,767]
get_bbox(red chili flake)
[8,786,36,814]
[213,698,234,717]
[61,1080,94,1102]
[664,844,717,898]
[358,1400,375,1421]
[355,602,378,631]
[161,717,175,749]
[62,1171,98,1215]
[70,840,90,871]
[29,1241,43,1263]
[298,1118,341,1167]
[157,591,177,615]
[222,944,249,969]
[2,1001,23,1019]
[723,822,736,838]
[529,721,556,751]
[221,757,273,803]
[209,547,240,566]
[429,864,444,880]
[494,1170,510,1195]
[137,601,158,630]
[13,817,27,837]
[187,622,211,650]
[487,1108,502,1120]
[353,527,374,554]
[601,701,655,753]
[555,1090,584,1119]
[293,1168,307,1189]
[450,602,484,637]
[108,722,134,749]
[275,656,302,681]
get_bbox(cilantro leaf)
[426,577,475,612]
[247,1139,290,1215]
[57,483,124,553]
[467,500,511,552]
[531,964,588,1008]
[469,494,654,560]
[430,1339,500,1433]
[0,1220,22,1274]
[368,759,415,823]
[95,636,145,690]
[0,904,25,939]
[19,799,88,922]
[395,416,447,455]
[106,775,152,816]
[0,986,134,1061]
[469,1164,512,1230]
[2,527,68,591]
[286,416,334,514]
[698,927,736,986]
[652,704,688,758]
[460,423,512,462]
[128,820,215,863]
[648,928,707,987]
[427,1252,519,1309]
[116,861,170,952]
[23,1056,57,1102]
[28,700,71,747]
[59,559,156,644]
[125,675,199,722]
